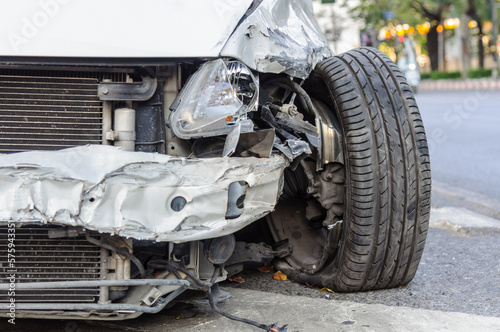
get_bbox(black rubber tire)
[275,47,431,292]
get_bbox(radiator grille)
[0,69,126,153]
[0,225,102,303]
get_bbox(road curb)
[419,79,500,91]
[431,180,500,222]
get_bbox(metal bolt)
[101,86,109,95]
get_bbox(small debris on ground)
[257,265,274,273]
[273,271,288,281]
[320,287,335,293]
[305,282,320,289]
[228,275,246,284]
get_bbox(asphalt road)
[415,90,500,204]
[416,90,500,221]
[2,90,499,331]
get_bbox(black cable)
[172,270,183,280]
[263,77,325,169]
[209,264,221,285]
[147,260,208,289]
[175,264,209,290]
[147,260,288,331]
[263,77,320,119]
[205,266,288,332]
[117,247,147,279]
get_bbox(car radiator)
[0,226,102,303]
[0,68,126,153]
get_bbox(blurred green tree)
[345,0,467,71]
[465,0,490,68]
[413,1,453,71]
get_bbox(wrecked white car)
[0,0,431,330]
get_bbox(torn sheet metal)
[221,0,332,79]
[273,136,312,161]
[235,129,275,158]
[0,146,287,242]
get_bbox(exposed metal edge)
[0,279,190,291]
[0,287,187,314]
[0,145,288,242]
[0,57,216,67]
[226,0,263,39]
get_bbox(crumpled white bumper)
[0,145,287,242]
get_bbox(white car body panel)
[0,0,252,58]
[0,145,287,242]
[0,0,331,78]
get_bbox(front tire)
[269,47,431,292]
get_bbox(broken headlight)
[170,59,258,139]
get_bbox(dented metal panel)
[221,0,332,79]
[0,146,287,242]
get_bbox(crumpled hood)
[0,0,253,58]
[221,0,332,78]
[0,146,287,242]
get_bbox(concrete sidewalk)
[419,78,500,91]
[165,288,500,332]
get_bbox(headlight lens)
[170,59,258,139]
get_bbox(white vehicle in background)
[0,0,431,330]
[398,39,421,93]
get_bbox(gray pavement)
[156,288,500,332]
[432,179,500,220]
[220,221,500,317]
[142,288,500,332]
